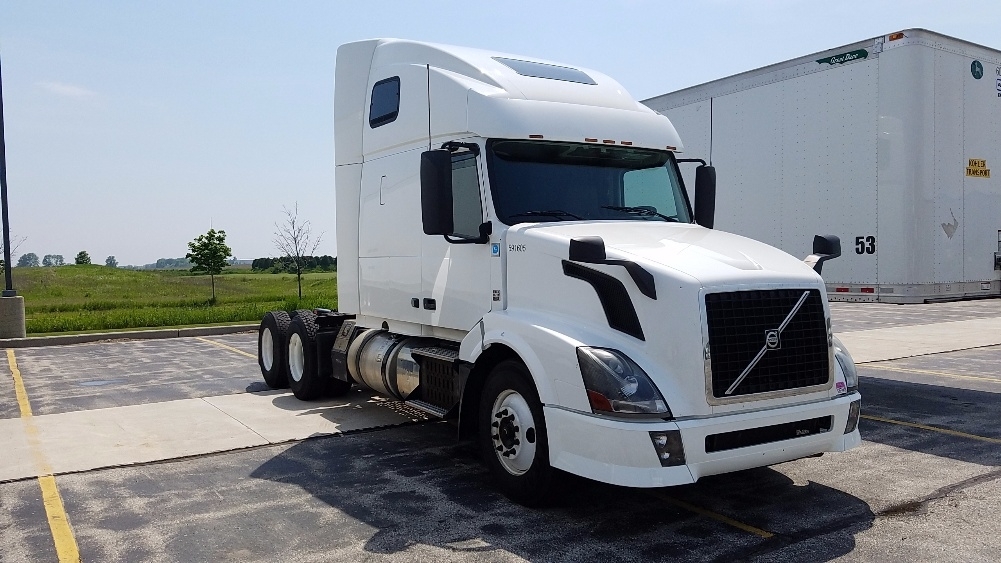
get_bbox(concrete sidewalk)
[0,390,419,482]
[836,316,1001,363]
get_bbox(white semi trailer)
[645,29,1001,303]
[256,39,862,506]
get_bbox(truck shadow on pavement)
[250,423,872,562]
[857,375,1001,467]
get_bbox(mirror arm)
[441,141,480,156]
[444,221,492,245]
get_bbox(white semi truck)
[256,39,862,506]
[645,29,1001,303]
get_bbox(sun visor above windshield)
[467,91,684,152]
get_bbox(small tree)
[1,235,27,275]
[274,203,322,300]
[43,254,65,267]
[105,255,118,268]
[75,251,92,265]
[186,228,232,301]
[17,253,39,267]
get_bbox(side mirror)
[420,150,453,236]
[813,234,841,258]
[694,165,716,229]
[569,236,607,262]
[804,234,841,274]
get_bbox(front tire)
[258,311,291,389]
[479,360,555,507]
[287,314,324,400]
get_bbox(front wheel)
[478,360,555,507]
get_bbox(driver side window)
[451,152,484,238]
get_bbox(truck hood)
[502,221,831,418]
[512,221,822,287]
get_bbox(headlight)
[832,336,858,392]
[576,347,671,417]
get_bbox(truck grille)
[705,289,829,398]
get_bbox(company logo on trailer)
[816,49,868,66]
[971,60,984,79]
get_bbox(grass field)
[11,265,338,334]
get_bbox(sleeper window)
[369,77,400,128]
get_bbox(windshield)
[487,140,692,225]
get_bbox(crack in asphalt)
[714,468,1001,561]
[877,467,1001,518]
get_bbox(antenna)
[709,97,714,166]
[426,64,432,151]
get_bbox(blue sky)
[1,1,999,265]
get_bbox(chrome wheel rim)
[490,389,537,475]
[289,333,304,383]
[261,327,274,371]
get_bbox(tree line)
[251,255,336,273]
[14,251,115,267]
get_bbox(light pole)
[0,51,14,297]
[0,49,24,339]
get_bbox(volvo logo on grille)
[765,329,781,349]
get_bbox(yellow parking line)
[8,348,33,417]
[39,475,81,562]
[195,336,257,360]
[861,363,1001,384]
[861,414,1001,444]
[650,491,774,538]
[6,349,81,563]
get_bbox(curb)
[0,324,258,348]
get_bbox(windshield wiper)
[602,205,678,222]
[510,210,584,220]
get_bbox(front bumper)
[545,393,861,488]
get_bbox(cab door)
[421,148,493,332]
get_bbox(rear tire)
[287,314,324,400]
[479,359,555,507]
[258,311,290,389]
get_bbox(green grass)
[11,265,338,334]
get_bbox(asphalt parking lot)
[2,301,1001,562]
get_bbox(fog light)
[649,430,686,467]
[844,399,861,434]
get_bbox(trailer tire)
[287,314,324,400]
[292,309,316,323]
[479,360,554,507]
[258,311,291,389]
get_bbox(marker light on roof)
[889,32,905,41]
